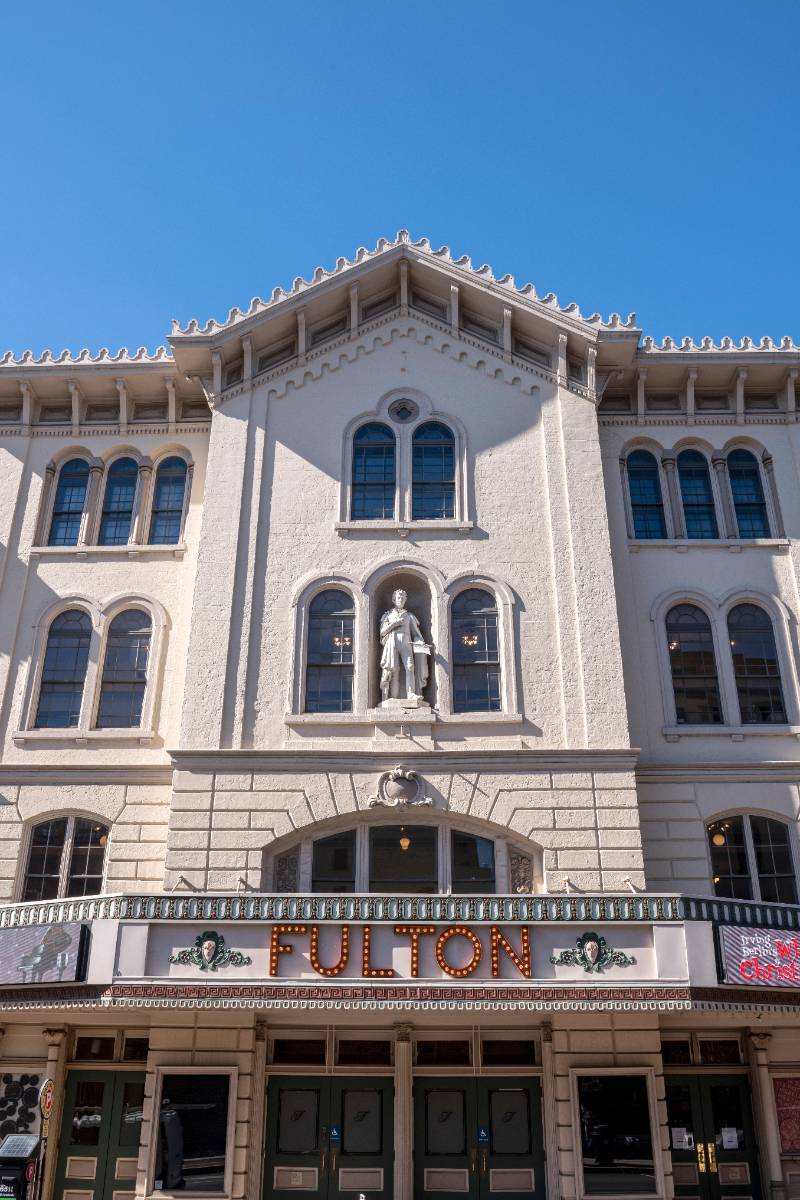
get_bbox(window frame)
[146,1066,238,1200]
[726,601,787,724]
[444,577,519,719]
[706,813,800,905]
[676,447,720,540]
[450,586,503,715]
[47,456,93,547]
[147,452,192,546]
[570,1067,664,1200]
[18,814,110,902]
[93,606,154,730]
[726,445,772,539]
[622,448,670,541]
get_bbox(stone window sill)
[285,711,522,727]
[663,724,800,742]
[13,728,155,745]
[335,519,473,538]
[30,544,186,559]
[629,538,789,554]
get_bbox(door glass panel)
[277,1089,319,1154]
[577,1075,656,1194]
[155,1073,230,1192]
[698,1039,741,1066]
[708,1084,745,1151]
[489,1088,531,1155]
[342,1088,382,1155]
[72,1081,105,1146]
[118,1081,145,1149]
[665,1083,697,1150]
[425,1089,466,1156]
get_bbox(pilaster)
[393,1023,413,1200]
[40,1028,68,1200]
[747,1031,785,1200]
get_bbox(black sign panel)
[0,923,89,987]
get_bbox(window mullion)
[356,826,369,892]
[439,825,451,894]
[59,816,75,899]
[743,816,760,901]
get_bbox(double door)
[666,1074,761,1200]
[414,1078,544,1200]
[264,1076,393,1199]
[53,1071,145,1200]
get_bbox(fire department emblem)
[169,930,252,972]
[550,930,635,973]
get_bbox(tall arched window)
[98,457,138,545]
[35,610,92,728]
[412,421,455,520]
[728,449,770,538]
[452,588,501,713]
[677,450,718,539]
[727,604,786,724]
[148,456,188,545]
[305,590,355,713]
[48,458,90,546]
[22,816,109,901]
[351,423,395,520]
[95,609,152,728]
[707,815,797,903]
[626,450,666,539]
[666,604,722,724]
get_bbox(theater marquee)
[720,925,800,987]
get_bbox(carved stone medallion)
[368,767,433,808]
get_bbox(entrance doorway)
[53,1071,145,1200]
[666,1074,762,1200]
[414,1078,544,1199]
[264,1076,393,1199]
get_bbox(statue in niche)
[379,588,430,703]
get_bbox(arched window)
[451,830,496,893]
[35,610,92,728]
[95,609,152,728]
[412,421,455,520]
[666,604,722,724]
[728,449,770,538]
[22,816,109,901]
[707,815,797,903]
[351,423,395,520]
[312,831,356,893]
[98,457,138,545]
[305,590,355,713]
[148,456,188,545]
[626,450,666,539]
[452,588,501,713]
[48,458,90,546]
[677,450,718,539]
[727,604,786,724]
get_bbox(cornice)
[0,764,173,785]
[640,334,799,355]
[0,346,173,370]
[635,761,800,783]
[169,748,639,772]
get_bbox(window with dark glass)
[369,825,437,893]
[577,1074,656,1195]
[22,816,109,901]
[155,1073,230,1193]
[677,450,718,539]
[452,588,501,713]
[451,830,496,893]
[728,448,770,538]
[666,604,722,724]
[148,456,188,545]
[412,421,455,519]
[627,450,666,539]
[98,457,138,545]
[95,609,151,728]
[351,423,395,520]
[727,603,786,724]
[48,458,89,546]
[311,830,356,893]
[707,814,797,904]
[35,609,91,728]
[305,590,354,713]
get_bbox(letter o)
[435,926,482,977]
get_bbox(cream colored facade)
[0,232,799,1200]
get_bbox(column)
[619,458,634,539]
[79,457,104,546]
[165,378,177,429]
[636,369,647,423]
[242,337,253,383]
[686,368,697,424]
[246,1021,268,1200]
[19,381,32,426]
[762,453,785,536]
[211,351,223,397]
[748,1031,785,1200]
[399,259,409,315]
[735,368,747,423]
[349,284,359,336]
[40,1028,68,1200]
[34,461,57,546]
[131,457,154,544]
[712,454,737,538]
[450,285,459,335]
[393,1023,413,1200]
[540,1023,560,1200]
[587,346,597,395]
[786,369,797,418]
[297,309,306,364]
[661,453,684,538]
[68,382,81,433]
[557,333,568,384]
[116,379,128,432]
[503,308,513,361]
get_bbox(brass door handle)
[468,1149,476,1173]
[708,1142,717,1174]
[481,1150,488,1175]
[331,1149,337,1175]
[697,1142,706,1173]
[321,1148,327,1173]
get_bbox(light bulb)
[712,832,726,847]
[399,835,411,851]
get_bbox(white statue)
[379,588,430,703]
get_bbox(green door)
[53,1071,145,1200]
[264,1076,393,1199]
[666,1075,762,1200]
[414,1078,545,1200]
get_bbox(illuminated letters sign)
[720,925,800,987]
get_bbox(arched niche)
[370,568,438,709]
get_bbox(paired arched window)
[22,816,109,901]
[98,456,139,545]
[305,590,355,713]
[665,604,722,724]
[452,588,501,713]
[412,421,455,520]
[677,450,718,539]
[727,603,786,723]
[148,456,189,544]
[48,458,90,546]
[707,814,797,904]
[351,423,395,520]
[308,825,497,894]
[626,450,666,539]
[728,448,770,538]
[34,607,153,730]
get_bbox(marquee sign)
[720,925,800,987]
[0,923,89,987]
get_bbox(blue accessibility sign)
[330,1126,341,1142]
[478,1126,489,1145]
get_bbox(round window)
[388,398,419,424]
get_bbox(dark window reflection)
[305,589,355,714]
[452,588,501,713]
[727,604,786,724]
[666,604,722,724]
[577,1075,656,1194]
[155,1073,230,1193]
[412,421,455,520]
[451,831,495,893]
[627,451,666,539]
[351,423,395,520]
[369,826,437,893]
[71,1080,106,1146]
[311,831,356,893]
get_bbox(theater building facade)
[1,231,800,1200]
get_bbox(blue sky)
[2,1,798,355]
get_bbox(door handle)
[708,1142,717,1174]
[331,1148,337,1175]
[697,1143,706,1173]
[481,1149,488,1175]
[468,1149,476,1174]
[321,1148,327,1174]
